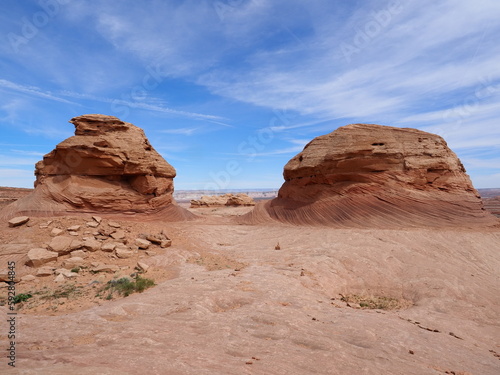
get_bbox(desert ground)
[0,189,499,375]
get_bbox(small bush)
[340,294,411,310]
[14,293,32,304]
[103,276,155,297]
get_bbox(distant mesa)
[241,124,498,227]
[190,193,256,208]
[1,114,194,220]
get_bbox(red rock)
[190,193,255,207]
[242,124,498,228]
[1,114,194,221]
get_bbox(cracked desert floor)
[1,202,499,375]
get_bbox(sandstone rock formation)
[1,115,194,220]
[242,124,498,227]
[190,193,255,208]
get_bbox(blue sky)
[1,0,499,190]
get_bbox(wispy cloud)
[58,91,223,120]
[0,79,77,105]
[160,127,201,136]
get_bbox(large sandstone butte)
[243,124,497,227]
[1,114,193,220]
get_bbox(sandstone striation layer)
[242,124,497,227]
[1,114,194,220]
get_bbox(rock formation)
[242,124,497,227]
[190,193,255,208]
[1,114,194,220]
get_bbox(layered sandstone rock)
[1,114,193,220]
[190,193,255,208]
[242,124,497,227]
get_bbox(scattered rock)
[8,216,30,227]
[135,238,151,249]
[51,228,64,236]
[145,234,162,244]
[92,215,102,223]
[54,274,65,282]
[108,221,121,228]
[67,225,81,231]
[55,268,78,278]
[39,220,52,229]
[160,240,172,248]
[82,237,101,252]
[21,275,36,282]
[63,257,86,269]
[116,247,134,259]
[0,269,20,282]
[111,230,126,240]
[91,264,120,273]
[70,250,87,258]
[48,236,82,254]
[36,267,55,277]
[102,242,118,252]
[137,262,150,272]
[86,221,100,228]
[26,248,58,267]
[68,231,79,236]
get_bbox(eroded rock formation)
[190,193,255,208]
[1,114,193,220]
[242,124,497,227]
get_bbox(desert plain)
[0,117,499,375]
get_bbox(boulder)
[241,124,498,228]
[137,262,150,273]
[102,242,118,252]
[0,269,20,282]
[8,216,29,227]
[135,238,151,249]
[82,238,101,252]
[26,248,58,267]
[51,228,64,236]
[116,247,134,259]
[48,236,82,254]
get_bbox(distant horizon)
[1,185,499,192]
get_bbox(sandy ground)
[0,202,499,374]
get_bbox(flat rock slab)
[26,248,58,267]
[8,216,30,227]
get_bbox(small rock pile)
[1,216,172,284]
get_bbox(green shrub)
[103,276,155,297]
[14,293,32,304]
